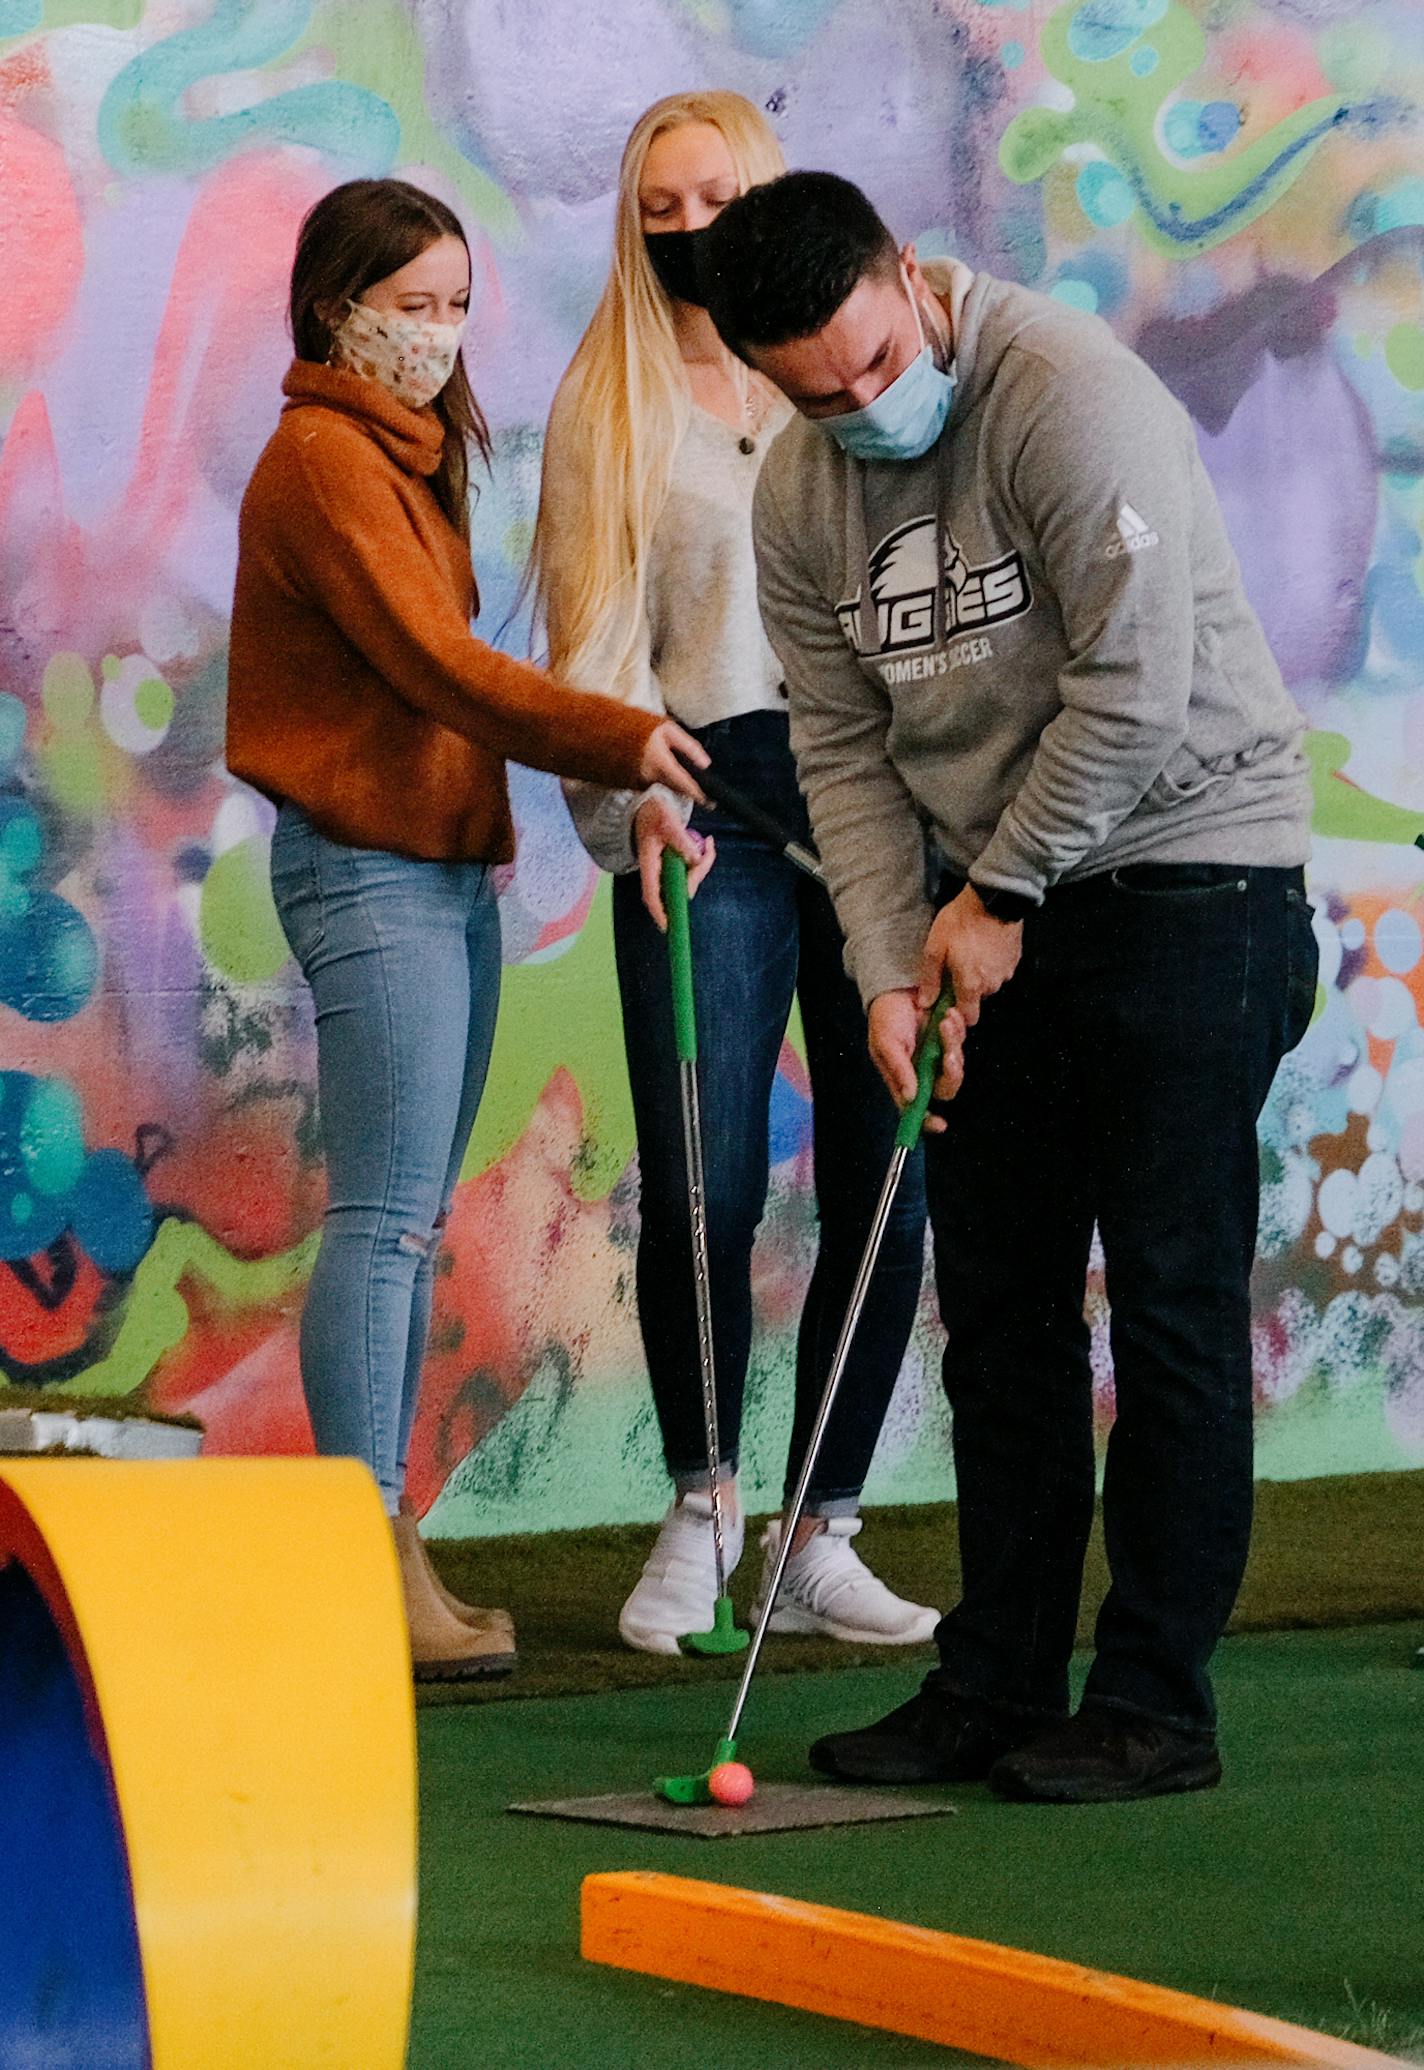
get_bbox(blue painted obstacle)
[0,1562,149,2068]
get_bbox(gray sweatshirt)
[753,260,1312,1008]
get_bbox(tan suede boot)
[392,1515,515,1682]
[398,1496,515,1647]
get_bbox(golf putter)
[679,753,827,886]
[656,980,955,1802]
[663,851,748,1659]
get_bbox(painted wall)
[1,0,1422,1536]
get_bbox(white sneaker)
[618,1492,745,1655]
[754,1516,939,1644]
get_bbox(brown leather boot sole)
[412,1645,517,1684]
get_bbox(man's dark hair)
[699,170,899,357]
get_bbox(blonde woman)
[530,93,935,1654]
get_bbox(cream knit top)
[554,392,794,873]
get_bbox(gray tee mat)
[507,1786,957,1838]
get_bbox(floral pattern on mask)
[330,300,467,410]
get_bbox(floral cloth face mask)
[330,299,467,409]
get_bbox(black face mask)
[644,227,711,308]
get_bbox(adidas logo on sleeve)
[1105,502,1160,558]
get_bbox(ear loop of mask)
[911,270,955,649]
[854,270,951,656]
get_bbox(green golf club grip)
[895,981,957,1149]
[663,851,697,1063]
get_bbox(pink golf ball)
[708,1761,755,1807]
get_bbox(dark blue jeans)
[925,861,1319,1734]
[613,710,927,1511]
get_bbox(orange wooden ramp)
[582,1871,1400,2066]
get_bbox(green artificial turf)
[412,1623,1424,2069]
[419,1468,1424,1707]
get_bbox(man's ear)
[901,241,951,356]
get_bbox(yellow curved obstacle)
[0,1458,415,2069]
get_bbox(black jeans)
[613,710,927,1509]
[926,861,1318,1733]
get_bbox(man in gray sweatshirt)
[699,171,1319,1803]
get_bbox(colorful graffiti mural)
[0,0,1421,1536]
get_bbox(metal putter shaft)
[656,984,954,1802]
[685,758,827,886]
[663,852,747,1659]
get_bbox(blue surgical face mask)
[821,274,955,463]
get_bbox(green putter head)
[653,1737,739,1806]
[678,1596,749,1658]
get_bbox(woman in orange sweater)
[228,178,704,1681]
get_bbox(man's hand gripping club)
[867,885,1024,1129]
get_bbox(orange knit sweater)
[227,361,657,862]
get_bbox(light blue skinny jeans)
[270,802,501,1510]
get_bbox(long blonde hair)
[528,91,785,690]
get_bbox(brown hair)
[289,178,491,541]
